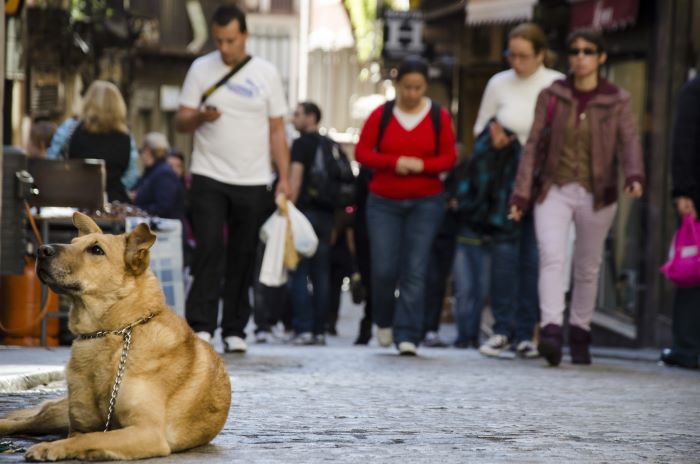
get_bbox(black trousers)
[328,235,354,331]
[354,204,373,333]
[424,232,457,335]
[672,286,700,361]
[253,241,290,334]
[185,174,272,339]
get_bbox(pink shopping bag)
[660,215,700,287]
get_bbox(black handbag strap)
[538,94,558,164]
[200,55,252,105]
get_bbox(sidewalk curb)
[0,369,65,393]
[589,347,660,363]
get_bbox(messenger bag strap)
[200,55,252,105]
[545,94,557,125]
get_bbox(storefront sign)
[383,10,424,59]
[570,0,639,31]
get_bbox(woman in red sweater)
[355,56,456,355]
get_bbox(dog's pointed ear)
[124,223,157,276]
[73,212,102,236]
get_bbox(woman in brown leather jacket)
[509,28,645,367]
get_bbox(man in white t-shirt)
[176,4,290,354]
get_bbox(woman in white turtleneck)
[474,36,563,146]
[468,23,563,360]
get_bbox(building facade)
[418,0,700,348]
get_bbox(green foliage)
[69,0,113,23]
[344,0,381,63]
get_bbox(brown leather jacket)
[511,78,645,211]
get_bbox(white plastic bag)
[287,202,318,257]
[259,213,288,286]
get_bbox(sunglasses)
[568,47,598,56]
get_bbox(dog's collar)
[75,313,157,341]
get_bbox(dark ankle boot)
[538,324,563,366]
[354,319,371,345]
[569,325,592,365]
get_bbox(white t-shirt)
[473,65,564,146]
[179,52,288,185]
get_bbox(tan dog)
[0,212,231,461]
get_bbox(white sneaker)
[398,341,417,356]
[291,332,315,346]
[223,336,247,353]
[423,331,448,348]
[516,340,540,359]
[255,331,271,344]
[195,331,212,344]
[376,327,393,347]
[479,334,511,358]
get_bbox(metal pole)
[298,0,310,101]
[0,0,6,271]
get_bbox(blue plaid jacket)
[451,120,522,242]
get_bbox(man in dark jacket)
[134,132,185,220]
[661,76,700,369]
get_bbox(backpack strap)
[375,100,395,152]
[430,101,441,155]
[375,99,442,155]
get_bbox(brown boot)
[569,325,592,365]
[538,324,563,367]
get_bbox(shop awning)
[570,0,639,31]
[308,0,355,52]
[465,0,537,26]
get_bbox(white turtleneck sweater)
[473,65,565,146]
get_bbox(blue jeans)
[289,209,333,335]
[452,228,490,343]
[366,193,445,345]
[490,214,539,342]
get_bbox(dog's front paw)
[25,441,66,462]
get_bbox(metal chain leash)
[73,313,156,432]
[104,327,133,432]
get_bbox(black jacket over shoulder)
[671,76,700,208]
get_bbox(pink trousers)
[534,184,617,330]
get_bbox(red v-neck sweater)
[355,104,456,200]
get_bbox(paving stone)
[1,299,698,463]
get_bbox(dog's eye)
[89,245,105,256]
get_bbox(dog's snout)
[38,245,56,259]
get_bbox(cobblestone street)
[1,299,699,463]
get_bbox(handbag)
[531,95,557,200]
[660,214,700,287]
